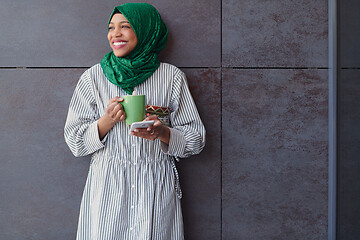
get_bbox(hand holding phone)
[129,120,155,132]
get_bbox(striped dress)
[64,62,206,240]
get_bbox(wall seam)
[328,0,337,239]
[220,0,223,239]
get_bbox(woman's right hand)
[105,96,126,123]
[98,96,126,140]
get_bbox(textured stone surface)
[222,0,328,67]
[0,0,335,239]
[0,0,220,68]
[180,68,221,240]
[0,69,88,239]
[338,69,360,239]
[340,1,360,68]
[338,1,360,238]
[222,69,328,239]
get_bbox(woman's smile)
[112,40,127,49]
[107,13,137,57]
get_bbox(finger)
[109,100,124,113]
[106,105,116,115]
[133,128,148,133]
[112,104,122,113]
[119,111,126,121]
[145,114,159,121]
[108,96,120,104]
[131,129,158,141]
[153,120,162,127]
[108,96,123,107]
[114,109,124,120]
[107,101,119,111]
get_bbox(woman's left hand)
[130,115,170,144]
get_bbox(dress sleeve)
[160,70,206,158]
[64,71,106,157]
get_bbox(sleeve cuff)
[83,120,106,152]
[160,127,186,156]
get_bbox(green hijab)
[100,3,168,94]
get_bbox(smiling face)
[107,13,138,57]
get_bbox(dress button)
[131,184,135,188]
[131,205,134,209]
[130,227,133,231]
[132,144,136,147]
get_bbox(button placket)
[129,125,139,233]
[129,153,137,233]
[130,136,137,165]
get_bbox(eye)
[108,26,114,31]
[121,25,131,29]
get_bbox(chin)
[113,52,128,58]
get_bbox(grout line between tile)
[0,67,90,69]
[230,67,329,70]
[220,0,223,239]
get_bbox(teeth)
[114,42,126,46]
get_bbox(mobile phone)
[129,120,155,132]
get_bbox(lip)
[113,39,126,43]
[112,39,127,49]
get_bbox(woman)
[64,3,205,240]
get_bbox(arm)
[64,72,125,157]
[127,69,205,158]
[130,70,205,157]
[163,70,206,158]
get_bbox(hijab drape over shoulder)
[101,3,168,94]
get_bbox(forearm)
[64,120,106,157]
[157,125,170,145]
[97,115,116,140]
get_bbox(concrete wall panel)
[0,69,88,239]
[0,0,220,68]
[180,68,221,240]
[222,0,328,67]
[340,1,360,68]
[338,69,360,239]
[222,69,328,239]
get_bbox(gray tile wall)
[338,0,360,239]
[338,70,360,240]
[0,0,330,239]
[222,69,328,240]
[222,0,328,239]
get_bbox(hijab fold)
[100,3,168,94]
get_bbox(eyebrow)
[109,21,130,25]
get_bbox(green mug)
[121,95,145,125]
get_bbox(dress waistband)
[91,152,183,199]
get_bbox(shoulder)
[84,63,103,77]
[158,62,185,77]
[74,64,105,92]
[79,63,105,83]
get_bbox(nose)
[114,27,122,37]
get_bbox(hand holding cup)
[105,96,126,123]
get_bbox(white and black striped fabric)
[64,63,206,240]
